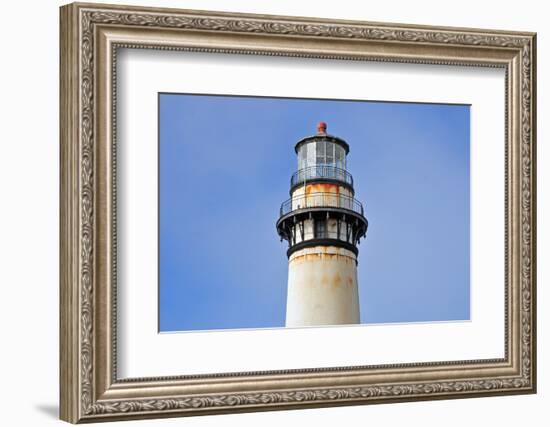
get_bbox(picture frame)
[59,2,537,423]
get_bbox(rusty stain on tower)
[276,122,368,327]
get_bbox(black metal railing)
[290,165,353,187]
[280,192,364,217]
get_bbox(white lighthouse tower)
[276,122,368,327]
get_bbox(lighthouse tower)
[276,122,368,327]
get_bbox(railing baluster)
[291,165,353,187]
[281,191,364,217]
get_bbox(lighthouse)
[276,122,368,327]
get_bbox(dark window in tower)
[314,219,327,239]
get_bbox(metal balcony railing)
[290,165,353,188]
[280,192,364,217]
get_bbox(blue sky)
[159,93,470,332]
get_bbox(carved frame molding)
[60,2,536,423]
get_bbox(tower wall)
[290,183,353,217]
[285,246,360,327]
[291,183,353,203]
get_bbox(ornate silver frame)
[60,2,537,423]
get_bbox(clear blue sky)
[159,93,470,332]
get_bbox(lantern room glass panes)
[307,142,316,168]
[298,139,347,170]
[335,145,345,169]
[298,145,306,170]
[315,140,325,164]
[326,142,334,164]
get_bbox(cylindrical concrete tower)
[276,122,368,327]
